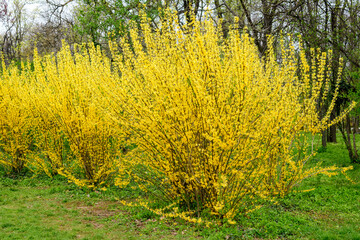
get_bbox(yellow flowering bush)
[0,45,127,188]
[29,45,126,188]
[0,61,37,174]
[104,11,354,223]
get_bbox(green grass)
[0,174,203,240]
[0,137,359,239]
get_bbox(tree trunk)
[353,116,359,134]
[327,109,337,143]
[338,115,360,164]
[322,130,327,148]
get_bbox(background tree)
[218,0,305,55]
[27,0,81,56]
[0,0,35,64]
[287,0,360,162]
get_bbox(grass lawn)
[0,137,359,239]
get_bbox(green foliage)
[75,0,162,45]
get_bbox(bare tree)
[0,0,34,64]
[220,0,305,55]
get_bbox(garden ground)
[1,137,359,240]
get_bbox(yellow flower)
[228,219,237,225]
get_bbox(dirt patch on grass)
[303,209,344,225]
[65,200,119,215]
[75,201,119,218]
[63,200,123,228]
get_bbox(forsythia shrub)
[28,46,126,188]
[103,11,354,224]
[0,45,127,188]
[0,61,37,174]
